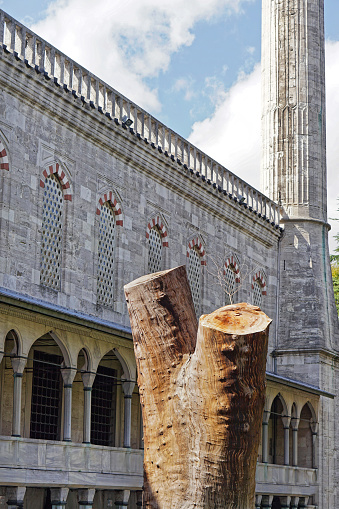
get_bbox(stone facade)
[0,3,336,508]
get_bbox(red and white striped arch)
[96,191,123,226]
[186,237,206,266]
[0,140,9,171]
[146,216,168,247]
[224,255,240,283]
[252,270,267,295]
[39,162,72,201]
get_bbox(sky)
[1,0,338,252]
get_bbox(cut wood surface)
[124,266,271,509]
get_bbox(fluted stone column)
[6,486,26,509]
[11,357,27,437]
[115,490,130,509]
[122,380,135,448]
[61,367,77,442]
[78,488,95,509]
[81,371,96,444]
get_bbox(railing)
[0,435,143,488]
[0,10,281,226]
[256,463,317,492]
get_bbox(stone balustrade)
[256,462,317,497]
[0,436,143,489]
[0,9,281,226]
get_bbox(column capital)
[280,496,291,508]
[122,380,135,397]
[11,356,27,375]
[115,490,130,507]
[51,487,69,507]
[6,486,26,509]
[60,366,77,385]
[81,370,96,389]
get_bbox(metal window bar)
[91,365,117,446]
[30,350,62,441]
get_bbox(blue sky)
[1,0,339,251]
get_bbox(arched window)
[97,201,116,307]
[253,279,263,307]
[187,246,201,316]
[40,174,63,290]
[224,266,236,305]
[148,226,163,273]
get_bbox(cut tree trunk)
[124,266,271,509]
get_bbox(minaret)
[261,0,339,378]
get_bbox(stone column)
[136,491,143,507]
[291,418,299,467]
[280,496,291,509]
[262,410,270,463]
[291,496,299,509]
[6,486,26,509]
[311,421,318,469]
[255,494,262,509]
[282,415,291,466]
[81,371,96,444]
[78,488,96,509]
[122,381,135,448]
[115,490,130,509]
[298,497,309,508]
[51,488,69,509]
[61,367,77,442]
[11,356,27,437]
[261,495,273,508]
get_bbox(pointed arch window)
[253,279,263,308]
[97,201,116,307]
[40,174,63,290]
[148,226,163,273]
[224,266,236,305]
[187,246,202,316]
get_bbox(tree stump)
[124,266,271,509]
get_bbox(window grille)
[148,226,162,273]
[40,174,63,290]
[187,247,201,316]
[253,280,263,308]
[97,202,116,307]
[224,266,236,305]
[30,350,62,441]
[91,365,117,446]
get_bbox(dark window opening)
[91,365,117,446]
[30,350,62,440]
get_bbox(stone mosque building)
[0,0,337,507]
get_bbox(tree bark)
[124,266,271,509]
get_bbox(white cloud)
[173,77,196,102]
[30,0,251,113]
[188,64,261,189]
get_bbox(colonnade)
[0,347,138,448]
[4,487,143,509]
[255,495,313,509]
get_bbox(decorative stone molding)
[0,139,9,170]
[186,237,206,266]
[224,254,240,283]
[146,216,168,247]
[39,162,72,201]
[96,191,123,226]
[252,270,267,295]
